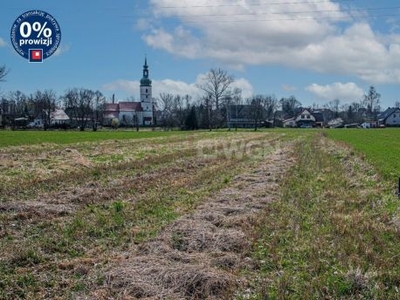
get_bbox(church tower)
[140,57,153,125]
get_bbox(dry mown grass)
[83,141,296,299]
[0,133,212,201]
[0,131,296,299]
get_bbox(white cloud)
[155,78,200,97]
[305,82,364,102]
[232,77,253,99]
[143,26,202,59]
[103,72,253,101]
[141,0,400,84]
[0,37,7,47]
[135,18,153,31]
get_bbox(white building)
[140,57,154,125]
[103,58,155,126]
[378,107,400,127]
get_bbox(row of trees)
[0,88,106,130]
[158,69,400,130]
[2,63,399,130]
[322,86,384,122]
[1,65,108,130]
[156,85,393,130]
[157,68,279,130]
[156,69,390,130]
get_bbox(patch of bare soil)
[83,143,296,299]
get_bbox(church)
[103,58,155,126]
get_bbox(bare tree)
[201,94,213,130]
[158,93,175,129]
[223,87,242,129]
[395,101,400,108]
[8,91,28,115]
[344,104,355,123]
[248,95,268,131]
[363,86,380,118]
[158,93,174,111]
[324,99,341,118]
[280,96,301,118]
[32,90,57,130]
[63,88,95,131]
[264,95,278,121]
[348,101,366,123]
[197,68,234,110]
[197,68,235,127]
[173,95,190,129]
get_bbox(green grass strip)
[0,130,189,147]
[325,128,400,180]
[246,134,400,299]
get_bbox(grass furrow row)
[0,133,283,299]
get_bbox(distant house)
[30,109,70,128]
[295,108,316,127]
[283,117,296,128]
[51,109,70,125]
[312,112,325,127]
[312,109,334,127]
[283,108,323,128]
[378,107,400,127]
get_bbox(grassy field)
[0,129,300,299]
[1,128,400,299]
[247,131,400,299]
[325,128,400,180]
[0,129,190,148]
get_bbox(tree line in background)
[0,86,106,130]
[156,69,397,130]
[1,64,400,131]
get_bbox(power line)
[166,6,400,19]
[157,0,355,9]
[180,12,400,24]
[145,2,400,24]
[122,2,400,25]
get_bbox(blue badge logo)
[10,10,61,63]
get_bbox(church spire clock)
[140,57,153,125]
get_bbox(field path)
[83,141,296,299]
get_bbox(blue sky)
[1,0,400,109]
